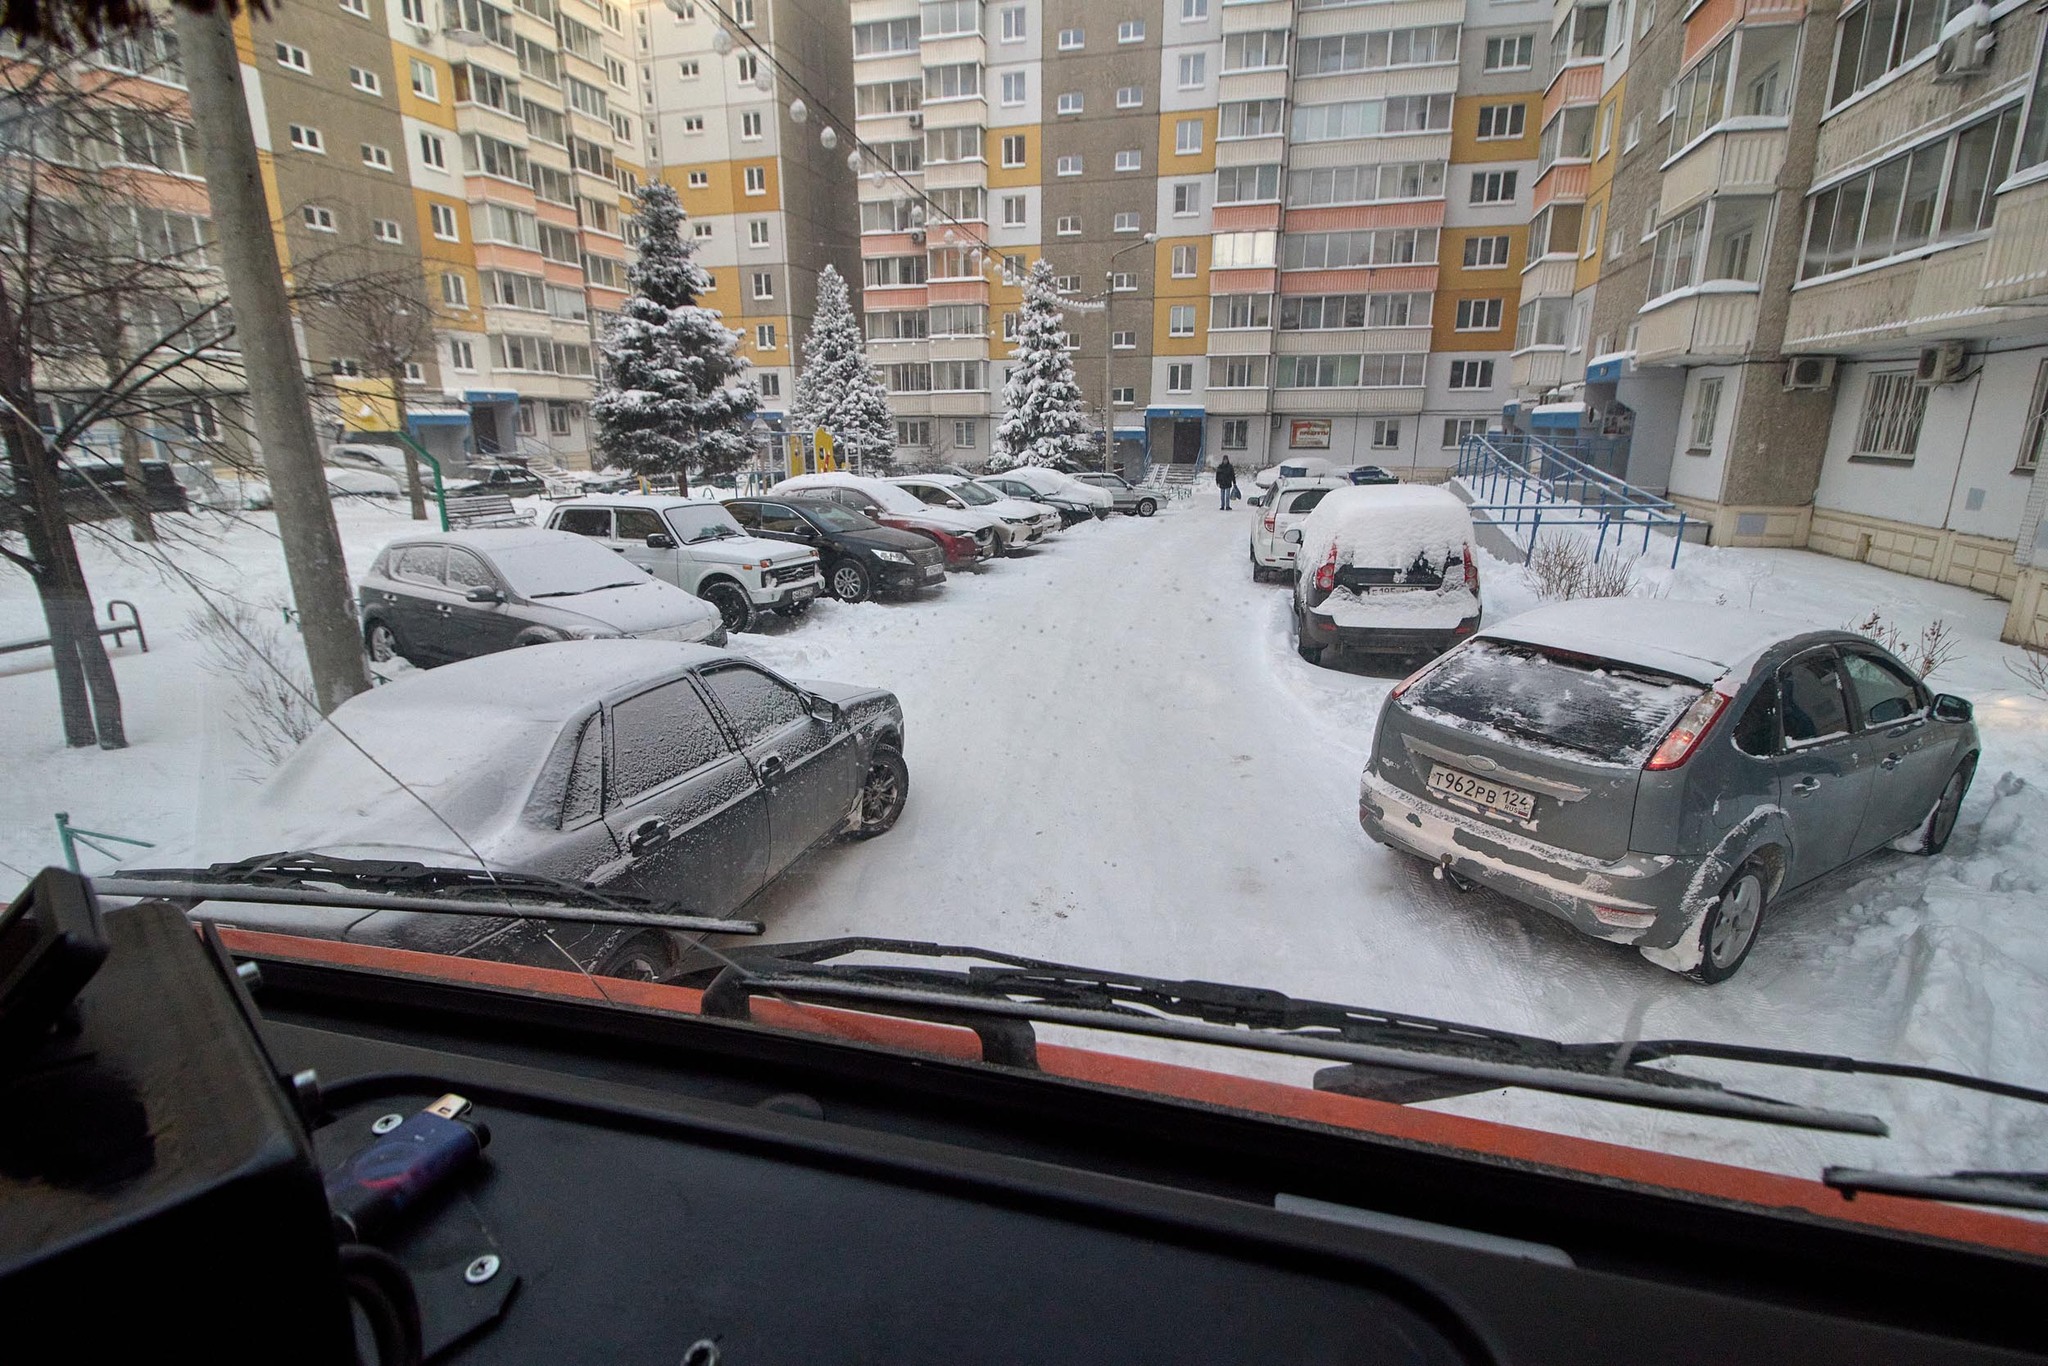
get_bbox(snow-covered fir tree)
[791,263,894,471]
[992,260,1094,470]
[592,181,759,484]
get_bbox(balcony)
[1203,387,1271,414]
[1635,284,1760,364]
[1519,255,1578,300]
[1659,125,1786,219]
[1510,347,1567,393]
[1219,0,1293,33]
[1983,176,2048,307]
[1542,63,1602,122]
[1533,162,1589,211]
[1783,239,2000,351]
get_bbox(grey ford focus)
[1359,599,1979,983]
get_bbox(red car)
[769,474,998,568]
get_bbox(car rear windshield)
[1281,489,1333,516]
[1401,640,1705,767]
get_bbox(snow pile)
[1297,485,1472,571]
[1480,598,1810,685]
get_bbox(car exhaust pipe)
[1433,855,1479,894]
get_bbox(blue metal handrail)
[1456,434,1689,568]
[55,811,154,873]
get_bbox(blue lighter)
[325,1093,491,1242]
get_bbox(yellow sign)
[814,428,836,471]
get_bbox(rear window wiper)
[99,852,762,936]
[1822,1167,2048,1215]
[672,937,2040,1136]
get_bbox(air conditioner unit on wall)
[1933,9,1996,82]
[1916,341,1969,385]
[907,112,924,128]
[1782,356,1837,391]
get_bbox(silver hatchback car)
[1359,599,1979,982]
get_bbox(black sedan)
[725,495,946,603]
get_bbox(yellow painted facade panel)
[1449,95,1539,164]
[395,46,458,130]
[986,126,1038,187]
[1157,109,1217,173]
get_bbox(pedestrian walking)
[1215,457,1238,511]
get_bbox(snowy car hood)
[540,581,720,634]
[986,496,1054,521]
[903,506,998,534]
[684,534,815,565]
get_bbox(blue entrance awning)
[407,410,471,427]
[463,389,519,404]
[1585,356,1627,384]
[1144,407,1205,419]
[1530,404,1581,430]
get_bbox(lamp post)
[1103,234,1156,475]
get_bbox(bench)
[0,598,147,658]
[444,493,533,529]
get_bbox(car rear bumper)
[1357,770,1696,950]
[1303,608,1477,656]
[1250,538,1295,570]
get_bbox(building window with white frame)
[1058,26,1083,49]
[1110,271,1136,290]
[749,219,770,246]
[1117,86,1142,108]
[409,58,437,99]
[1175,118,1202,154]
[440,271,467,306]
[1002,194,1026,226]
[1443,417,1486,447]
[756,323,776,350]
[1173,183,1200,216]
[954,419,977,448]
[1112,385,1136,404]
[1116,150,1142,171]
[430,203,459,240]
[1220,419,1248,452]
[302,204,336,232]
[1371,420,1400,449]
[1000,4,1025,40]
[1056,215,1080,235]
[1463,234,1511,268]
[372,217,402,243]
[1182,0,1208,19]
[1469,170,1517,204]
[1167,362,1194,392]
[751,271,774,299]
[1002,134,1027,167]
[448,337,475,370]
[1476,103,1524,139]
[1056,154,1082,175]
[741,111,762,139]
[419,131,447,169]
[2022,361,2048,472]
[1057,92,1082,115]
[1448,358,1495,387]
[744,165,767,194]
[276,41,310,72]
[1111,329,1136,348]
[1483,34,1533,71]
[1454,299,1502,332]
[1178,52,1205,87]
[288,124,324,153]
[1169,304,1196,336]
[349,66,380,94]
[1854,371,1927,460]
[362,143,391,170]
[1001,71,1025,105]
[1687,376,1723,454]
[1171,244,1197,276]
[1114,211,1140,232]
[687,169,709,187]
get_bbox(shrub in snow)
[186,600,321,772]
[991,260,1095,470]
[592,182,759,484]
[1527,536,1643,602]
[1848,611,1960,680]
[791,264,894,471]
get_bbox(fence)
[1455,433,1690,568]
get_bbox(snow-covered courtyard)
[5,489,2048,1187]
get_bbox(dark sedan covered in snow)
[1359,600,1979,983]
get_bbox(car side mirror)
[645,532,675,549]
[1282,529,1304,545]
[465,585,504,604]
[805,693,842,724]
[1933,693,1973,723]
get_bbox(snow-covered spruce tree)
[592,181,759,485]
[791,264,894,470]
[992,259,1094,470]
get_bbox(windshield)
[11,11,2048,1251]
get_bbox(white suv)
[1249,476,1353,581]
[545,495,823,633]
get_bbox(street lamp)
[1102,233,1155,475]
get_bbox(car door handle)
[1791,777,1821,795]
[758,753,785,780]
[626,819,671,855]
[1880,753,1903,771]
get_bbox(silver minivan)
[1359,599,1979,982]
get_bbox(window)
[694,222,714,238]
[1448,358,1495,387]
[732,0,757,25]
[1843,651,1925,727]
[1117,86,1143,109]
[1687,376,1723,453]
[1111,329,1136,348]
[340,0,369,13]
[1463,234,1511,268]
[1056,154,1082,176]
[933,360,985,390]
[1118,19,1144,42]
[1290,94,1451,140]
[744,165,767,194]
[751,271,774,299]
[1169,304,1196,335]
[441,271,468,306]
[679,59,700,77]
[302,205,336,232]
[927,63,981,100]
[1454,300,1502,332]
[1225,29,1289,71]
[1178,52,1206,87]
[2020,25,2048,176]
[1215,164,1280,203]
[854,17,919,54]
[410,57,437,100]
[275,41,310,73]
[288,124,324,153]
[1371,420,1400,450]
[448,338,475,370]
[1059,27,1083,50]
[741,111,762,139]
[1056,214,1081,235]
[1209,357,1267,387]
[1212,229,1279,268]
[756,323,777,350]
[1800,107,2018,281]
[1221,100,1286,139]
[372,217,403,244]
[687,170,709,187]
[1294,26,1456,75]
[1115,211,1141,233]
[682,115,705,133]
[1001,3,1025,40]
[1221,419,1248,451]
[611,680,729,802]
[1832,0,1955,110]
[1648,203,1706,297]
[2022,362,2048,472]
[1484,34,1533,71]
[953,419,978,448]
[1167,363,1194,392]
[1855,371,1927,460]
[1444,418,1486,448]
[1624,114,1642,151]
[898,419,933,448]
[929,304,986,336]
[1112,386,1136,404]
[1057,92,1083,115]
[1116,150,1142,172]
[419,131,447,169]
[1281,227,1438,269]
[1276,354,1426,387]
[401,0,427,20]
[926,125,985,163]
[748,219,770,247]
[1469,170,1517,204]
[1183,0,1209,18]
[431,203,459,240]
[1002,71,1026,105]
[1477,104,1524,140]
[737,53,759,82]
[349,66,381,95]
[1779,652,1849,746]
[1001,134,1027,167]
[1001,194,1027,226]
[1001,312,1019,340]
[1171,244,1198,276]
[1176,119,1203,155]
[1599,102,1616,157]
[1170,184,1200,218]
[1110,271,1137,290]
[361,143,392,170]
[865,256,929,287]
[1280,293,1426,329]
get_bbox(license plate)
[1426,764,1536,821]
[921,564,943,579]
[791,584,818,601]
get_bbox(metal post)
[394,432,449,531]
[1526,507,1541,565]
[56,811,77,873]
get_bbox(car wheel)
[849,745,909,839]
[591,930,680,982]
[773,598,813,618]
[828,559,872,604]
[1692,862,1767,984]
[365,619,402,664]
[1913,757,1976,855]
[1136,498,1158,517]
[701,580,756,634]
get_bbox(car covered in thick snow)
[974,466,1112,525]
[769,472,998,566]
[1288,485,1482,663]
[1358,600,1981,983]
[544,495,823,633]
[358,528,724,667]
[138,641,908,978]
[1249,474,1352,581]
[889,473,1060,550]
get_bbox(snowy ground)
[5,488,2048,1187]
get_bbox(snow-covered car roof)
[771,472,927,515]
[552,492,718,511]
[1478,599,1816,685]
[1296,485,1473,570]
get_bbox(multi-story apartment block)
[640,0,858,444]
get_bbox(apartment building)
[639,0,858,445]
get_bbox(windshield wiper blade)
[679,938,1888,1136]
[1822,1168,2048,1214]
[530,581,639,598]
[101,852,762,936]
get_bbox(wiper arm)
[530,581,640,598]
[1822,1168,2048,1215]
[680,938,1886,1136]
[102,852,762,936]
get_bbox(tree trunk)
[176,2,369,714]
[117,419,157,542]
[391,374,426,520]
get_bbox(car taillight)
[1262,510,1277,532]
[1462,545,1479,592]
[1645,689,1729,771]
[1313,543,1338,592]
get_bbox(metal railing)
[1456,433,1689,568]
[55,811,153,873]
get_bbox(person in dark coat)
[1215,457,1237,510]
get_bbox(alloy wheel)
[1707,872,1763,972]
